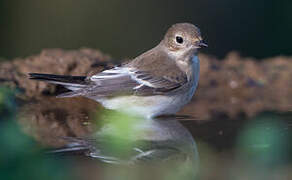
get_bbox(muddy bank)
[1,48,291,118]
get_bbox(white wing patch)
[90,67,129,80]
[89,67,155,89]
[128,69,156,88]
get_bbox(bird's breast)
[184,55,200,101]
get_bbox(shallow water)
[183,111,292,154]
[19,104,292,160]
[1,100,287,180]
[0,86,288,179]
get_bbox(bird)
[29,23,207,119]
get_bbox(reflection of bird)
[29,23,207,119]
[50,116,199,170]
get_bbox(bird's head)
[161,23,207,59]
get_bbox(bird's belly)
[98,94,190,119]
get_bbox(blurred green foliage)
[0,87,16,120]
[0,87,74,180]
[96,110,144,158]
[237,113,289,167]
[230,112,291,179]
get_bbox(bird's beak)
[198,40,208,48]
[194,40,208,49]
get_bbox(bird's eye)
[176,36,184,44]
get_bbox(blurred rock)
[182,52,292,119]
[0,48,113,98]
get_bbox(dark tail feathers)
[29,73,87,85]
[29,73,88,92]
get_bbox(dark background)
[0,0,291,60]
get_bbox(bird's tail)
[29,73,88,97]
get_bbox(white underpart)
[100,95,181,119]
[91,56,200,119]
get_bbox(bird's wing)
[125,47,189,94]
[70,65,187,98]
[29,48,188,98]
